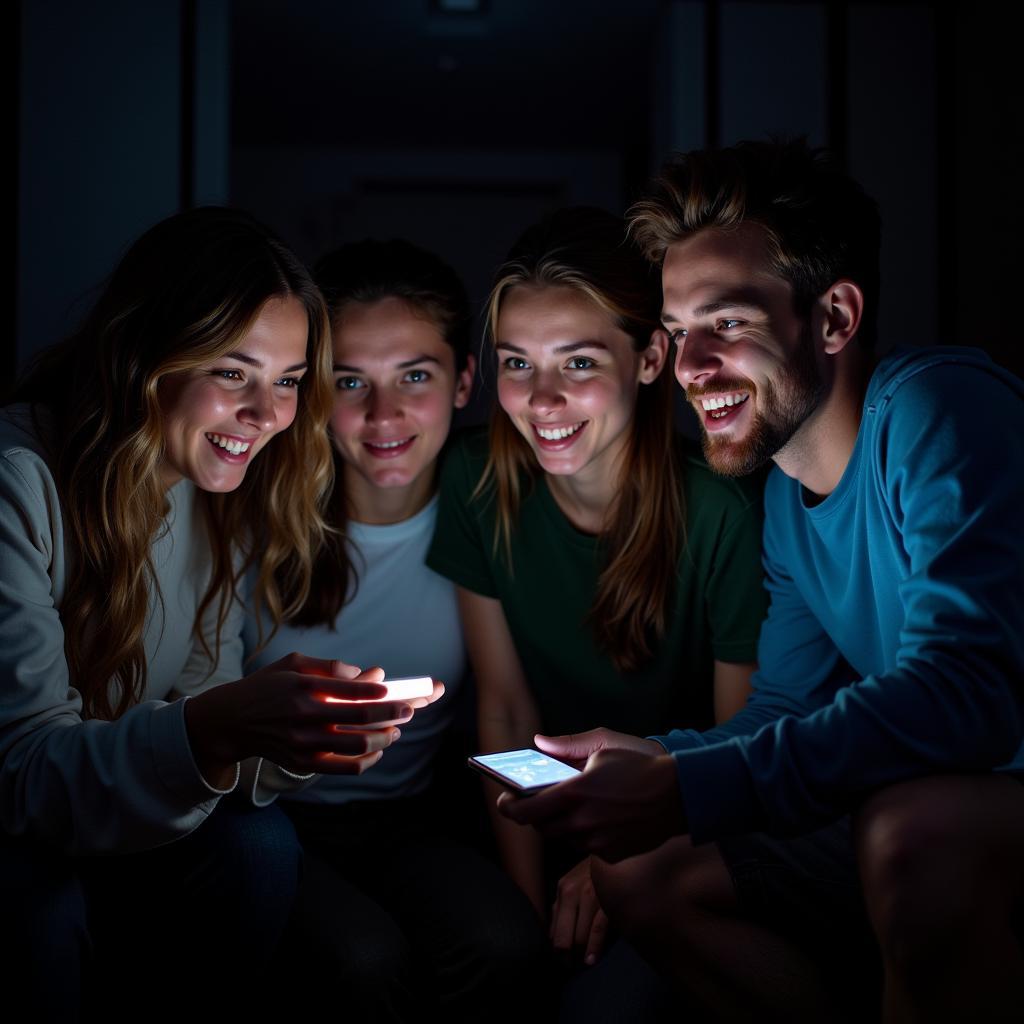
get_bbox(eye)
[402,368,431,384]
[212,368,244,381]
[668,329,688,346]
[567,356,595,370]
[717,319,743,331]
[336,376,366,391]
[502,356,530,371]
[275,375,302,389]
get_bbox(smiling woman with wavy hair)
[0,208,437,1017]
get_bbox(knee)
[207,802,302,900]
[855,780,975,964]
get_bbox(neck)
[774,346,871,499]
[545,444,625,535]
[345,465,436,525]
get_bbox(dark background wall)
[13,1,1023,388]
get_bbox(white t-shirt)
[243,495,466,803]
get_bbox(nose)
[527,369,566,416]
[239,382,278,433]
[673,328,721,390]
[366,385,403,425]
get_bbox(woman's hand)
[551,856,609,965]
[185,653,443,784]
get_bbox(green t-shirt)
[426,430,768,738]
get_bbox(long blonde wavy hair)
[11,208,335,720]
[479,207,683,672]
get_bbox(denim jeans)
[0,798,301,1023]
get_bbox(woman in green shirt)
[427,207,767,967]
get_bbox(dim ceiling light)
[431,0,486,13]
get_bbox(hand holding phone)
[324,675,435,703]
[468,748,581,793]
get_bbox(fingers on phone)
[323,701,413,726]
[325,726,401,755]
[316,749,385,775]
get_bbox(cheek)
[496,377,527,414]
[575,377,635,417]
[410,391,455,433]
[162,380,221,430]
[329,397,364,444]
[277,395,300,432]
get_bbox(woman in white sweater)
[0,209,437,1020]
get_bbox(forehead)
[498,284,623,345]
[233,294,309,360]
[662,223,788,313]
[332,296,450,363]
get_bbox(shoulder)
[868,346,1024,412]
[0,406,60,515]
[865,347,1024,474]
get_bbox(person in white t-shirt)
[244,238,549,1022]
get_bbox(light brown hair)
[11,208,334,719]
[480,207,682,672]
[629,138,881,347]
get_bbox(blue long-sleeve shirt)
[654,348,1024,843]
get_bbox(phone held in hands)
[468,748,581,793]
[324,675,434,703]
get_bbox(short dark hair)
[629,138,882,348]
[314,238,471,368]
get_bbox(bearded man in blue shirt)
[499,139,1024,1022]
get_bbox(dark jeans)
[0,799,301,1023]
[281,796,552,1023]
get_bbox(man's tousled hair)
[629,138,881,348]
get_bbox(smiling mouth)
[363,436,415,457]
[533,421,586,443]
[205,432,253,456]
[699,392,750,420]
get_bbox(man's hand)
[497,746,685,862]
[534,728,664,767]
[551,856,608,965]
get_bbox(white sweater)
[0,405,256,855]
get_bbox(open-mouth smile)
[531,421,587,449]
[205,432,256,461]
[363,435,416,458]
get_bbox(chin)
[702,431,773,478]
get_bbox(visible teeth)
[206,433,251,455]
[700,392,749,412]
[536,422,584,440]
[368,438,411,449]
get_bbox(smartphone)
[468,748,581,793]
[324,675,434,703]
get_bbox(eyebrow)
[661,292,769,324]
[494,340,610,355]
[333,355,444,373]
[227,352,308,373]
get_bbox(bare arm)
[713,660,756,725]
[458,586,546,919]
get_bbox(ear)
[819,280,864,355]
[453,352,476,409]
[638,328,669,384]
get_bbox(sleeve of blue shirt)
[653,359,1024,843]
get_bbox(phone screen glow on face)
[477,749,580,788]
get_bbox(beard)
[689,323,823,477]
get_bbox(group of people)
[2,138,1022,1023]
